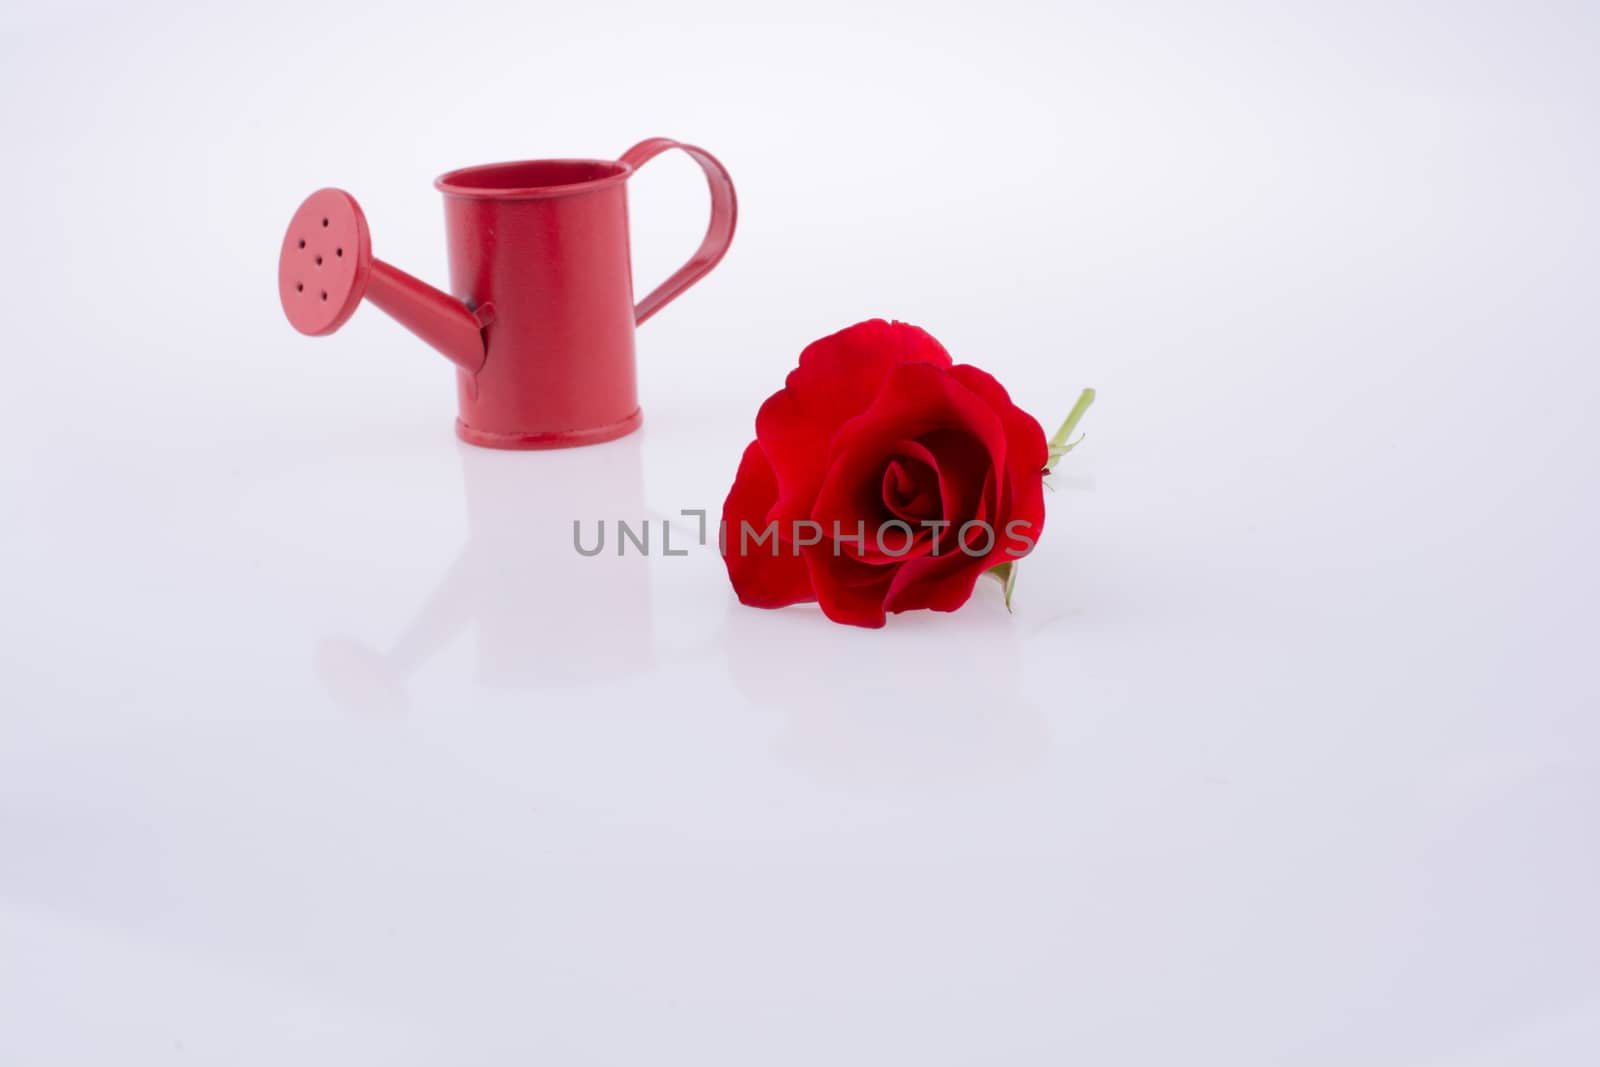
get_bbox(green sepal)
[986,561,1019,612]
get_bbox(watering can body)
[279,139,736,449]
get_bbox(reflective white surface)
[3,1,1598,1063]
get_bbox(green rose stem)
[989,387,1096,610]
[1046,386,1096,471]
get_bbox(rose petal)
[880,467,1003,613]
[883,557,986,613]
[819,362,1007,514]
[756,320,953,525]
[950,364,1048,487]
[813,363,1007,546]
[916,427,994,532]
[801,548,894,628]
[720,440,815,608]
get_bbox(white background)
[2,1,1597,1062]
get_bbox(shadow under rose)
[720,592,1051,791]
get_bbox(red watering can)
[278,138,736,449]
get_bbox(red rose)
[721,319,1048,628]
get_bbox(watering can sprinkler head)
[277,188,489,374]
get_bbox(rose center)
[881,452,941,523]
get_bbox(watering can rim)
[434,157,635,201]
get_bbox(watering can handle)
[619,138,738,327]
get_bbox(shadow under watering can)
[316,437,656,714]
[279,138,736,448]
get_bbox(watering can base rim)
[454,408,642,450]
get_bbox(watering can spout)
[278,188,488,375]
[365,261,491,374]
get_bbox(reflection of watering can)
[315,439,656,715]
[277,138,736,449]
